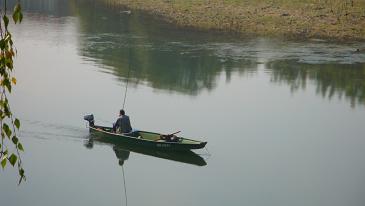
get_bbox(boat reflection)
[84,134,207,166]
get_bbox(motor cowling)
[84,114,94,126]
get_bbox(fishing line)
[122,37,132,110]
[122,165,128,206]
[122,67,131,110]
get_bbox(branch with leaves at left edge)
[0,0,25,184]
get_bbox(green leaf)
[14,118,20,129]
[8,154,17,166]
[3,123,12,138]
[19,12,23,23]
[13,4,19,22]
[12,136,18,145]
[6,61,14,70]
[12,12,18,24]
[2,78,12,92]
[0,39,5,50]
[3,15,9,29]
[3,102,11,117]
[14,3,21,14]
[12,4,23,24]
[11,77,17,85]
[17,143,24,151]
[1,156,7,169]
[19,168,24,176]
[13,13,19,23]
[18,168,25,184]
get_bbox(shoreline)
[102,0,365,42]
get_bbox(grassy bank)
[102,0,365,41]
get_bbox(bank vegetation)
[103,0,365,41]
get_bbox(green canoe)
[84,114,207,151]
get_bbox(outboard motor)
[83,114,94,127]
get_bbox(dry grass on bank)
[104,0,365,40]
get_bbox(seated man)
[113,109,132,134]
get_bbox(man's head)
[120,109,125,116]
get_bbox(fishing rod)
[122,60,131,110]
[122,26,133,110]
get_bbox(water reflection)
[71,0,365,106]
[8,0,73,17]
[3,1,365,206]
[84,135,207,166]
[74,0,257,95]
[267,60,365,108]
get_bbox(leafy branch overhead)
[0,1,25,184]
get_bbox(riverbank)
[103,0,365,41]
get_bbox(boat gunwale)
[89,125,206,146]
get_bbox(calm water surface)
[1,1,365,206]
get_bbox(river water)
[1,1,365,206]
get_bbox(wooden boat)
[84,114,207,151]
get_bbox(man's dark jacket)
[114,115,132,133]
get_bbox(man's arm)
[113,118,121,132]
[127,116,132,132]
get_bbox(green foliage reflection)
[267,60,365,108]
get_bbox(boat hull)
[88,125,207,151]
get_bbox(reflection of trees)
[26,0,363,107]
[7,0,72,16]
[74,0,257,95]
[267,60,365,107]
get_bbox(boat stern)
[84,114,95,127]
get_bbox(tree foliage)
[0,0,24,184]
